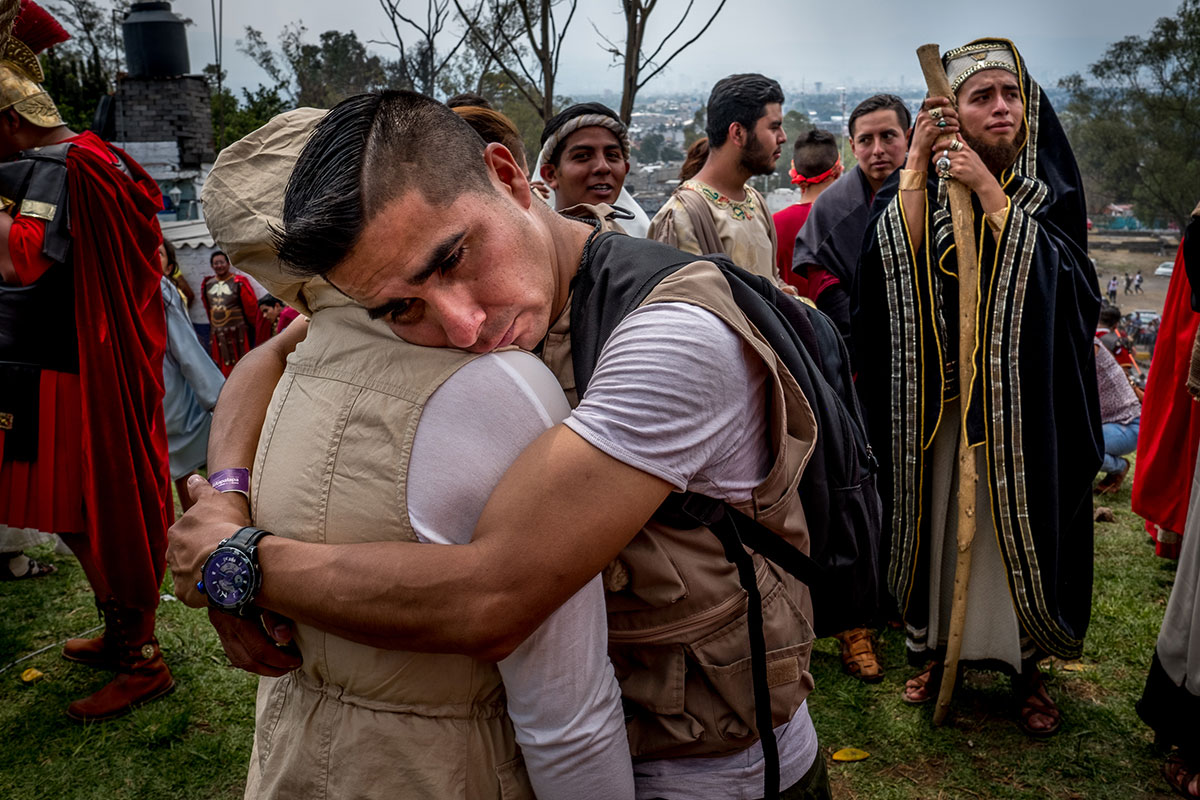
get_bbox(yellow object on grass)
[832,747,870,762]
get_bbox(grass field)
[0,465,1180,799]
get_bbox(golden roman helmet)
[0,36,61,128]
[0,0,64,129]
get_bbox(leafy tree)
[204,66,290,152]
[239,24,389,109]
[771,108,814,186]
[1059,0,1200,229]
[635,130,663,162]
[683,106,704,146]
[41,45,108,131]
[660,143,682,161]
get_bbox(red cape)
[69,133,171,609]
[1132,239,1200,541]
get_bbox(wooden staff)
[915,43,980,727]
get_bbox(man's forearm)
[253,535,522,660]
[245,425,672,662]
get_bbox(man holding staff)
[854,39,1102,736]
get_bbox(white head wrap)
[537,113,631,169]
[943,40,1019,94]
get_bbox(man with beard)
[649,74,787,284]
[855,39,1101,737]
[791,94,911,367]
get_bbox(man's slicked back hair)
[705,73,784,149]
[276,90,491,278]
[792,128,839,179]
[848,93,911,138]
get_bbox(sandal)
[903,661,942,704]
[837,627,884,682]
[1165,754,1200,798]
[1016,671,1062,738]
[0,552,57,581]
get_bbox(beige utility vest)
[244,304,534,800]
[542,234,820,760]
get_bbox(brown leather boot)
[836,627,884,683]
[62,599,117,669]
[66,607,175,722]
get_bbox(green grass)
[0,465,1180,798]
[813,459,1177,799]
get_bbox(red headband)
[790,154,842,186]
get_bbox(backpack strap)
[674,492,824,800]
[679,494,782,800]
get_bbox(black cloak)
[852,39,1102,661]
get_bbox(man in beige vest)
[170,91,831,799]
[193,108,634,799]
[648,73,787,287]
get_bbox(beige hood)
[201,107,350,316]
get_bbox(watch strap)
[229,525,273,550]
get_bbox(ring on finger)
[937,119,948,128]
[929,107,943,121]
[949,139,963,152]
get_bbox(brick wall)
[113,75,215,168]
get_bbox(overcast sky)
[173,0,1182,99]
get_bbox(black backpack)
[569,231,883,799]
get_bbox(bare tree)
[374,0,479,96]
[453,0,578,121]
[596,0,728,124]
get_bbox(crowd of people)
[2,1,1200,796]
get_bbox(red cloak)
[1132,240,1200,555]
[69,134,172,609]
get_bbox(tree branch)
[636,0,726,90]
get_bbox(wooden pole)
[915,43,980,727]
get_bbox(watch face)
[203,548,254,609]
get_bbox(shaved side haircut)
[276,90,492,278]
[792,128,839,179]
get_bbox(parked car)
[1155,260,1174,276]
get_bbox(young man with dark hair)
[857,38,1101,736]
[537,103,629,209]
[201,249,261,376]
[171,89,832,799]
[773,129,842,291]
[649,74,789,285]
[792,94,911,365]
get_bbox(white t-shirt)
[565,302,820,799]
[408,351,634,800]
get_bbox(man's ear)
[729,121,745,148]
[539,161,559,190]
[485,142,533,208]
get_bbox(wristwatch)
[197,526,273,617]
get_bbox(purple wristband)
[209,468,250,497]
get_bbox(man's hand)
[208,608,302,677]
[940,135,1007,214]
[908,97,960,171]
[167,474,250,607]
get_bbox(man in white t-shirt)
[169,92,830,799]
